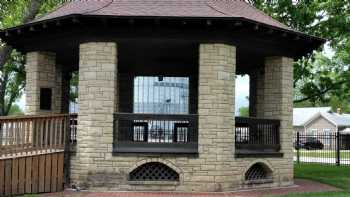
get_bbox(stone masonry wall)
[70,43,293,191]
[236,56,294,189]
[70,43,238,192]
[25,52,62,115]
[70,42,118,186]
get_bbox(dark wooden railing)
[235,117,280,154]
[114,113,198,153]
[0,114,72,158]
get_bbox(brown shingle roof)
[33,0,290,30]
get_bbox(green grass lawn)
[274,163,350,197]
[294,163,350,189]
[294,150,350,159]
[274,191,350,197]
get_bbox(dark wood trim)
[235,151,284,158]
[114,142,198,154]
[114,113,198,154]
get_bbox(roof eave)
[0,14,326,41]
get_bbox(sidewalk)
[44,179,340,197]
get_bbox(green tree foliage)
[0,51,25,115]
[8,104,24,115]
[247,0,350,106]
[0,0,65,116]
[239,106,249,117]
[70,71,79,103]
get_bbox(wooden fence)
[0,114,75,196]
[0,152,64,196]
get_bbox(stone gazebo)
[0,0,324,192]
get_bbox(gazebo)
[0,0,324,192]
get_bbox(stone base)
[69,154,293,192]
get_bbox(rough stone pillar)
[198,44,236,191]
[263,56,294,182]
[25,52,62,115]
[71,42,117,186]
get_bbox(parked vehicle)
[295,137,324,150]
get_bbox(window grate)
[129,162,179,181]
[245,163,272,182]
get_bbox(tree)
[239,107,249,117]
[0,0,65,116]
[247,0,350,105]
[8,104,24,116]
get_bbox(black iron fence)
[294,132,350,166]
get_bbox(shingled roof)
[0,0,325,59]
[32,0,289,30]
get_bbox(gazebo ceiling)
[0,0,325,70]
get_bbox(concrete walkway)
[293,156,350,165]
[44,179,339,197]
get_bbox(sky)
[16,75,250,115]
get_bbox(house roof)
[31,0,289,30]
[321,112,350,127]
[293,107,331,126]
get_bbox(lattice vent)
[245,163,272,182]
[129,162,179,181]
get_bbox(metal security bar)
[294,132,350,166]
[113,113,198,153]
[235,117,280,152]
[133,76,190,114]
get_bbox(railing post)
[296,132,300,164]
[336,132,340,166]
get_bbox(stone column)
[198,44,236,191]
[25,52,62,115]
[263,56,294,182]
[71,42,117,187]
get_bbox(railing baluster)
[0,114,76,159]
[235,117,280,152]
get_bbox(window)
[131,76,190,143]
[309,129,318,137]
[133,76,189,114]
[323,129,332,145]
[40,88,52,110]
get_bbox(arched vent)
[129,162,179,181]
[245,163,272,183]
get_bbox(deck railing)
[235,117,280,152]
[0,114,72,158]
[113,113,198,153]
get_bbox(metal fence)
[294,132,350,166]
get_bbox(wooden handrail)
[0,113,75,158]
[0,113,76,121]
